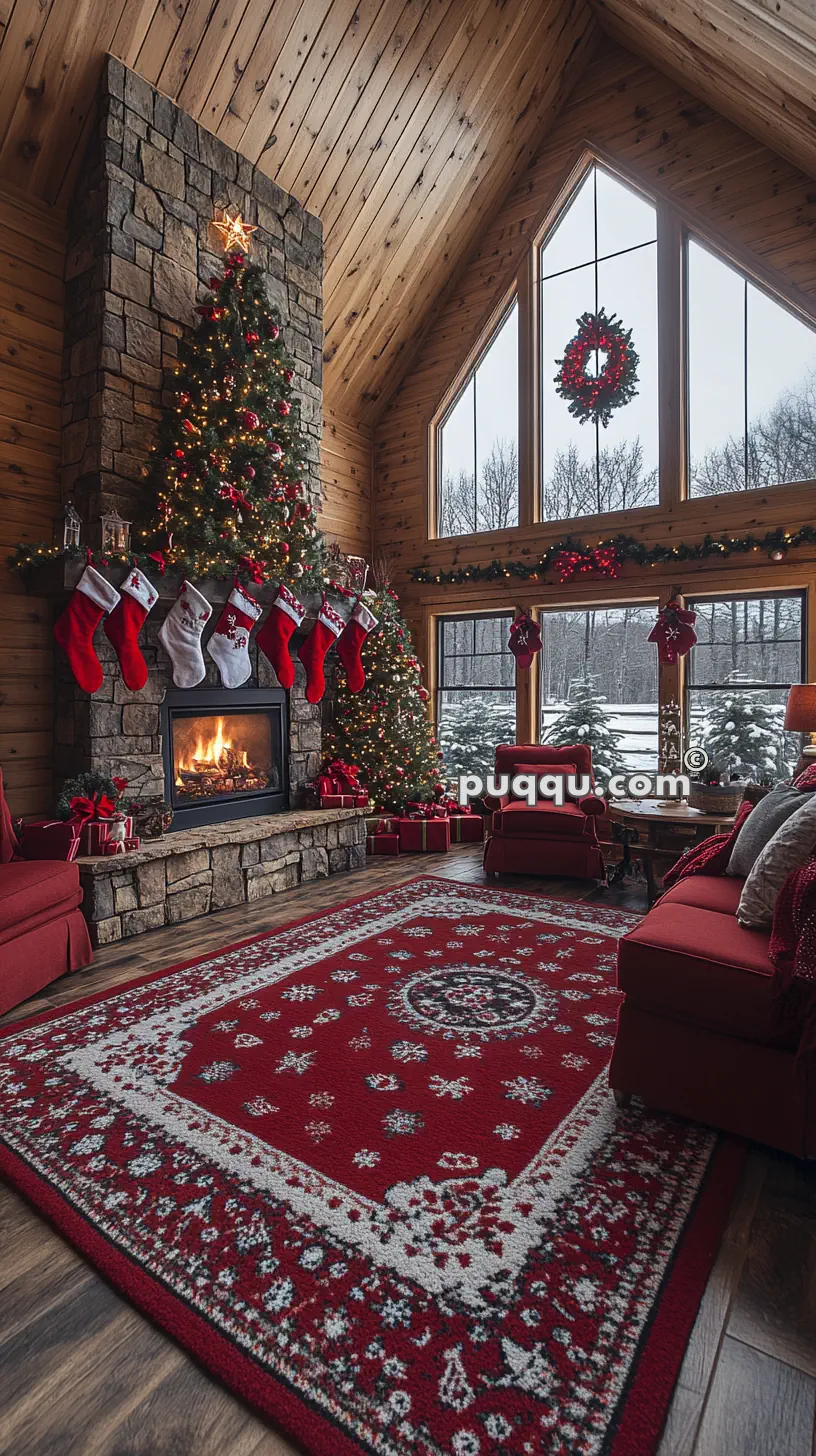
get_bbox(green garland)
[6,541,333,591]
[408,526,809,585]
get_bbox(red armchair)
[483,744,606,880]
[0,770,92,1017]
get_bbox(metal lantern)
[346,555,369,593]
[53,502,82,550]
[100,507,131,554]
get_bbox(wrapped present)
[123,835,141,851]
[325,759,362,793]
[405,800,449,820]
[448,813,484,843]
[102,839,127,856]
[78,814,133,856]
[366,815,397,835]
[366,833,400,856]
[19,819,81,862]
[320,792,368,809]
[398,817,450,853]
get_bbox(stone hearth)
[79,808,366,946]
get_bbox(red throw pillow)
[793,762,816,791]
[661,798,753,891]
[510,763,580,798]
[769,856,816,1059]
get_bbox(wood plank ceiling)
[0,0,598,425]
[0,0,811,427]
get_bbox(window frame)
[536,598,661,770]
[435,610,517,757]
[428,148,816,544]
[430,287,519,542]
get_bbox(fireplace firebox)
[161,688,288,829]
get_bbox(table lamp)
[784,685,816,775]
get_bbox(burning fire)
[176,717,249,781]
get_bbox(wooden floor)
[1,847,815,1456]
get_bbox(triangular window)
[687,238,816,494]
[437,300,518,537]
[539,164,658,521]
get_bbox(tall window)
[437,301,518,537]
[539,605,658,772]
[687,239,816,495]
[436,614,515,780]
[539,166,659,522]
[686,592,805,780]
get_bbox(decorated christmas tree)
[701,676,785,781]
[544,672,622,782]
[323,584,445,809]
[142,247,325,589]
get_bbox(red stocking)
[256,584,305,690]
[297,594,345,704]
[103,567,159,691]
[336,598,378,693]
[54,565,121,694]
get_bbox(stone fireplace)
[43,57,367,941]
[54,54,327,817]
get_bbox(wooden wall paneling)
[0,186,65,817]
[319,409,373,559]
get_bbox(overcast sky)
[441,166,816,505]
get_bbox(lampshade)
[784,685,816,731]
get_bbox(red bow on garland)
[69,792,116,825]
[238,555,265,584]
[552,546,620,583]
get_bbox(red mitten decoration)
[54,565,121,694]
[256,584,305,690]
[336,598,378,693]
[103,567,158,691]
[648,600,697,664]
[297,594,345,704]
[508,612,542,670]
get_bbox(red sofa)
[609,871,816,1157]
[483,743,606,880]
[0,770,92,1017]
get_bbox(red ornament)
[283,368,294,383]
[276,400,291,417]
[241,411,261,430]
[245,331,260,345]
[173,449,185,459]
[280,543,289,555]
[181,419,197,434]
[243,465,256,479]
[179,392,190,406]
[418,687,429,702]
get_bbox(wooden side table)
[606,799,736,904]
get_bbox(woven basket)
[687,781,744,816]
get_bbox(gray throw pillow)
[727,782,809,877]
[737,795,816,928]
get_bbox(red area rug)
[0,878,743,1456]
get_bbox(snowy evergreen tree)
[544,673,622,782]
[438,694,516,782]
[701,676,785,781]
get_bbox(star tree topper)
[213,207,257,254]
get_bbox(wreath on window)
[554,307,640,427]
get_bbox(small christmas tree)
[143,248,324,588]
[544,673,622,782]
[323,586,445,809]
[702,676,785,780]
[438,693,516,783]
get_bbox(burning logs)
[177,746,269,799]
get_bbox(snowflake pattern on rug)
[0,879,718,1456]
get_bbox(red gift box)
[19,819,81,861]
[79,815,133,856]
[366,815,397,835]
[320,794,357,808]
[449,813,484,843]
[123,836,141,851]
[102,839,127,856]
[366,833,400,855]
[398,817,450,853]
